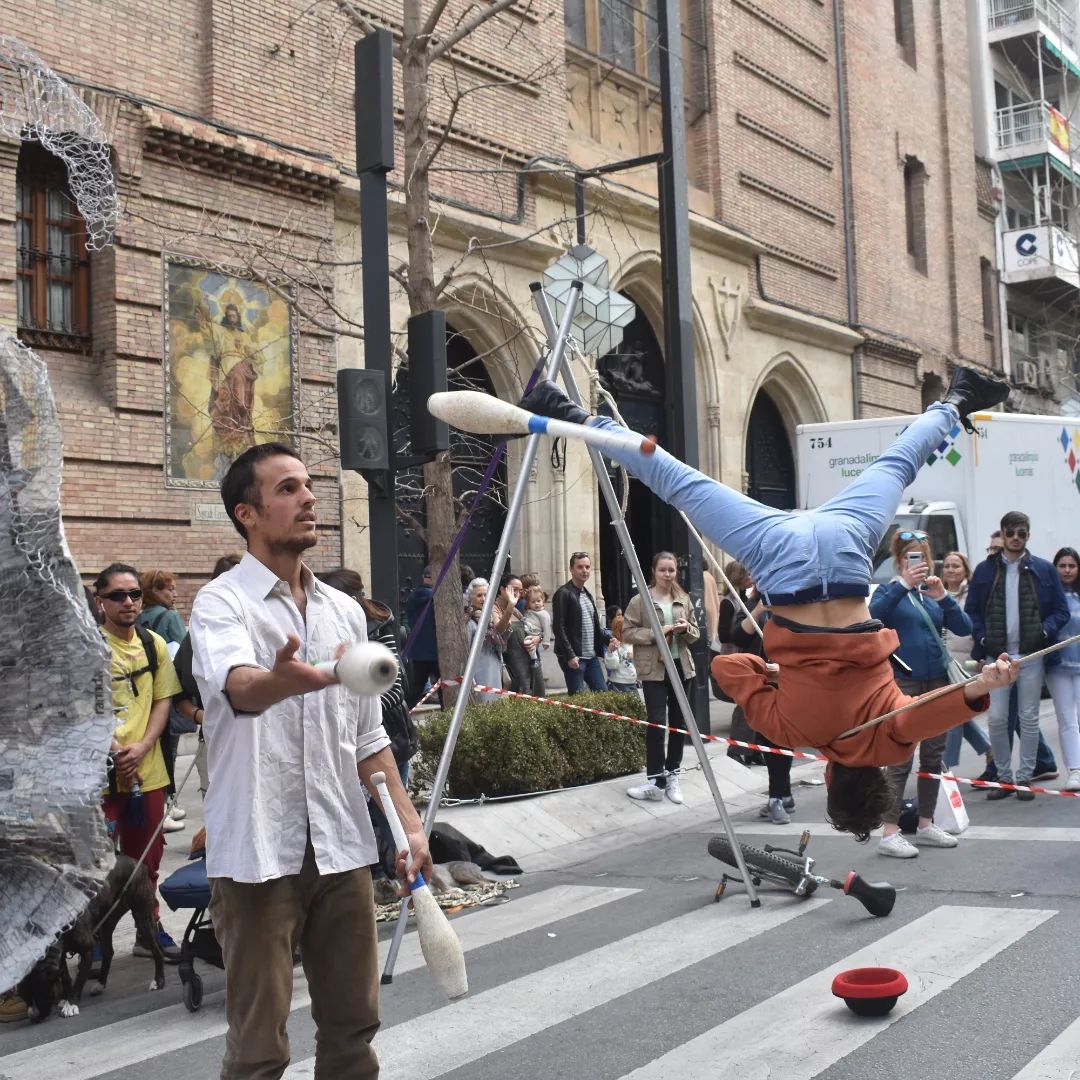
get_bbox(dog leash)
[89,750,199,937]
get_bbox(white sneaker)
[162,815,185,833]
[664,775,684,804]
[914,823,959,848]
[1064,769,1080,792]
[168,804,187,821]
[878,832,918,859]
[626,781,663,802]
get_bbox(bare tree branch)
[419,0,453,44]
[429,0,522,61]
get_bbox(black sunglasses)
[1004,527,1028,540]
[99,589,143,602]
[897,530,928,542]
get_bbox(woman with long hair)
[318,568,419,878]
[940,551,995,781]
[621,551,700,804]
[1046,547,1080,792]
[869,530,972,857]
[137,569,187,831]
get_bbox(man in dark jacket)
[966,511,1070,798]
[404,565,440,708]
[552,551,610,694]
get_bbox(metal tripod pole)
[380,281,585,983]
[532,286,760,906]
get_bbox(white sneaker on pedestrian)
[878,832,918,859]
[168,804,186,821]
[162,815,185,833]
[664,775,683,804]
[626,780,663,802]
[757,797,790,824]
[1064,769,1080,792]
[914,823,959,848]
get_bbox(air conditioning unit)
[1013,359,1040,388]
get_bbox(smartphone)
[905,551,925,567]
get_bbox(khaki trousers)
[209,842,380,1080]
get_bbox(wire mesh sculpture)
[0,329,114,991]
[0,35,119,249]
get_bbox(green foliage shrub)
[413,691,646,799]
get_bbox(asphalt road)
[2,737,1079,1080]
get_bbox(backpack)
[109,624,159,696]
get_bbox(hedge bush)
[413,691,647,799]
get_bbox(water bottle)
[126,778,146,827]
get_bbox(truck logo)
[1060,427,1080,495]
[926,422,963,467]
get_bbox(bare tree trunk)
[402,3,465,704]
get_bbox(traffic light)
[407,310,449,461]
[337,367,390,472]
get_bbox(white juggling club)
[427,390,657,457]
[315,641,398,695]
[371,771,468,1000]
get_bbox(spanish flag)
[1048,105,1070,153]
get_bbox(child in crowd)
[521,585,552,672]
[605,611,639,694]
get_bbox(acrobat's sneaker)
[943,367,1010,429]
[520,379,591,426]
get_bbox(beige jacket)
[622,590,700,681]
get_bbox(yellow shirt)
[103,627,182,793]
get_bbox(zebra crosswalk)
[0,879,1076,1080]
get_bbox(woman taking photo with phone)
[621,551,700,804]
[868,530,973,857]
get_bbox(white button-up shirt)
[189,553,390,882]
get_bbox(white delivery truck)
[796,411,1080,584]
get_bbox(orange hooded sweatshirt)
[712,621,989,767]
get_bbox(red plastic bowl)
[831,967,909,1017]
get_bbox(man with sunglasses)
[966,512,1070,799]
[514,365,1019,840]
[95,562,183,959]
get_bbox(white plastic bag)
[935,771,970,835]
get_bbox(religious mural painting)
[163,257,298,486]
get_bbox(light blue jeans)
[590,403,959,602]
[987,657,1044,783]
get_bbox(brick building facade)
[3,0,999,611]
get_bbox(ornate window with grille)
[16,142,91,345]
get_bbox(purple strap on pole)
[400,363,546,660]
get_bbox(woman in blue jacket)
[869,530,972,858]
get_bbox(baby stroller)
[159,853,223,1012]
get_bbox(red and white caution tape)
[410,677,1080,798]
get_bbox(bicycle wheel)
[707,836,817,894]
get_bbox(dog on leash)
[17,854,165,1022]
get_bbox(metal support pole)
[533,289,759,907]
[354,29,401,620]
[381,282,586,983]
[656,0,709,732]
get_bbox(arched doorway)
[596,302,672,611]
[392,323,507,604]
[745,390,795,510]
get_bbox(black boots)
[943,367,1011,431]
[520,379,591,426]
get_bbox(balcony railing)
[988,0,1077,50]
[1002,223,1080,288]
[996,100,1079,157]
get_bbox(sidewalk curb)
[435,745,826,872]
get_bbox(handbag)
[907,592,970,685]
